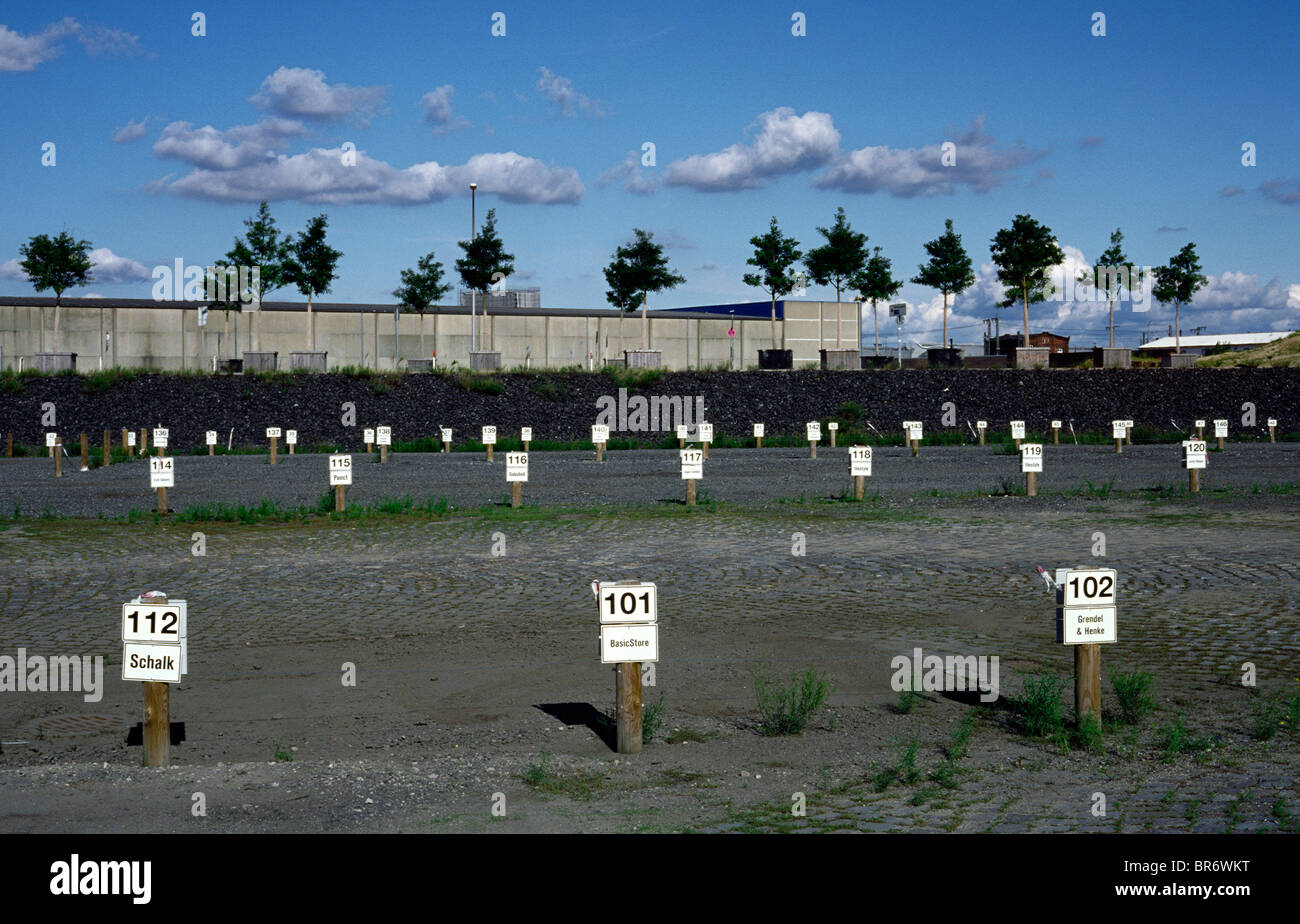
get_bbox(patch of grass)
[605,366,664,390]
[1013,668,1067,738]
[641,691,667,743]
[871,739,922,792]
[532,376,569,401]
[1077,476,1117,499]
[273,738,294,761]
[455,370,504,394]
[752,662,832,736]
[664,728,715,745]
[1074,711,1104,752]
[895,686,922,714]
[1156,715,1218,760]
[1250,688,1300,740]
[1110,667,1157,725]
[519,749,614,800]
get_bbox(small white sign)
[1051,420,1062,430]
[205,430,217,446]
[376,426,392,446]
[907,422,922,441]
[127,431,137,447]
[753,423,764,438]
[266,427,282,439]
[482,425,497,445]
[591,424,609,444]
[976,420,987,430]
[1010,420,1026,440]
[122,601,186,644]
[1182,439,1207,469]
[1058,567,1117,608]
[153,428,169,448]
[828,421,838,432]
[1121,419,1134,432]
[520,427,532,442]
[1111,421,1126,439]
[329,453,352,485]
[506,451,528,482]
[122,641,183,683]
[806,421,821,442]
[149,457,174,488]
[45,432,57,448]
[364,428,375,444]
[286,430,297,445]
[676,424,688,440]
[1194,419,1206,429]
[1021,443,1043,473]
[596,582,657,624]
[600,624,659,663]
[1058,606,1117,645]
[1213,419,1228,438]
[699,422,714,443]
[849,445,873,477]
[1267,418,1277,428]
[440,427,452,443]
[680,448,703,480]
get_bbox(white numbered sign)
[597,582,657,624]
[205,430,217,446]
[376,426,392,446]
[153,428,169,448]
[699,422,714,442]
[1267,418,1277,428]
[364,428,375,444]
[1060,567,1117,607]
[1121,419,1134,432]
[680,448,703,480]
[122,602,186,644]
[1111,421,1126,439]
[976,420,987,431]
[591,424,609,444]
[1194,419,1206,429]
[329,453,352,485]
[1055,567,1118,645]
[45,432,57,448]
[266,427,282,439]
[149,457,174,488]
[482,425,497,445]
[676,424,688,440]
[440,427,452,442]
[849,445,873,477]
[506,452,528,482]
[1010,421,1026,440]
[1213,420,1228,438]
[1051,420,1062,430]
[806,421,821,442]
[127,431,137,447]
[907,422,922,440]
[520,427,532,442]
[1183,440,1207,470]
[828,421,838,432]
[1021,443,1043,473]
[286,430,297,445]
[753,423,764,438]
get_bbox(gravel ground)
[1,442,1296,518]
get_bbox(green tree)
[1076,228,1133,348]
[285,214,342,352]
[602,229,686,351]
[854,246,904,355]
[743,216,803,351]
[990,214,1065,349]
[225,201,293,352]
[19,230,94,353]
[393,252,452,359]
[805,206,869,347]
[912,219,975,348]
[456,208,515,352]
[1152,242,1207,355]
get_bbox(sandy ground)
[0,446,1297,833]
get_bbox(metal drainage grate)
[32,714,127,738]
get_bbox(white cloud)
[251,67,387,123]
[112,117,149,143]
[76,23,142,58]
[665,108,840,191]
[536,67,606,118]
[0,17,78,71]
[815,117,1044,197]
[1259,177,1300,206]
[0,258,29,280]
[420,85,469,134]
[88,248,151,283]
[597,152,657,195]
[153,119,311,169]
[153,147,584,205]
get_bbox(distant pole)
[470,182,478,352]
[80,433,88,471]
[54,436,62,478]
[103,430,111,467]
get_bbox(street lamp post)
[470,182,477,353]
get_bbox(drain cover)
[33,714,126,737]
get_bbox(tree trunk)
[420,312,426,359]
[255,296,263,352]
[1022,283,1030,349]
[641,292,648,350]
[770,294,778,350]
[307,292,313,352]
[872,298,880,354]
[1175,302,1181,354]
[942,291,948,348]
[1108,297,1114,348]
[52,296,62,353]
[835,285,842,348]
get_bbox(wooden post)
[511,481,522,509]
[269,435,278,465]
[121,428,129,454]
[1026,470,1037,497]
[1014,438,1021,451]
[1269,424,1276,443]
[910,438,918,458]
[685,479,696,506]
[678,436,685,449]
[1217,436,1225,451]
[208,441,214,457]
[1115,438,1123,454]
[1188,468,1199,494]
[54,437,62,478]
[103,430,111,467]
[157,485,167,514]
[485,444,493,463]
[442,437,450,454]
[978,429,985,446]
[1053,428,1060,444]
[143,680,171,767]
[335,484,346,512]
[596,442,604,463]
[853,474,865,501]
[615,661,643,755]
[809,440,816,459]
[523,439,530,452]
[830,429,837,448]
[703,441,709,461]
[380,444,388,464]
[80,433,88,470]
[7,433,13,458]
[288,440,294,455]
[366,439,373,454]
[1125,428,1132,446]
[1196,424,1204,440]
[755,435,762,449]
[140,428,148,454]
[1074,644,1101,725]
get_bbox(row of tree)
[16,206,1207,357]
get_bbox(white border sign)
[680,448,703,480]
[505,451,528,482]
[149,456,174,488]
[1021,443,1043,473]
[849,445,872,477]
[329,453,352,485]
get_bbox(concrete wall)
[0,301,859,372]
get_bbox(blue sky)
[1,0,1297,347]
